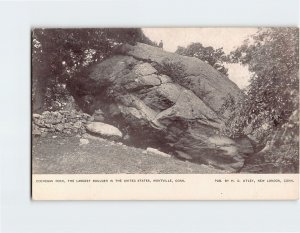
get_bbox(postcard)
[31,27,299,200]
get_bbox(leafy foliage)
[176,42,228,75]
[222,28,299,171]
[154,58,187,82]
[226,28,299,135]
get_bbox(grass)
[32,134,225,174]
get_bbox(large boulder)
[86,122,123,140]
[75,43,251,172]
[123,43,241,112]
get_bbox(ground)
[32,135,225,174]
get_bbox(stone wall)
[32,110,93,137]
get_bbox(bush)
[154,58,187,82]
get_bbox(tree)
[228,28,299,135]
[176,42,228,75]
[222,28,299,171]
[32,28,154,112]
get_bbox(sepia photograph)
[32,27,299,176]
[2,0,300,231]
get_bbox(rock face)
[92,109,105,122]
[75,43,251,172]
[146,147,172,158]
